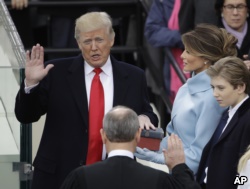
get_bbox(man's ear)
[100,129,107,144]
[135,128,142,143]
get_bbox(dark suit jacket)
[60,156,201,189]
[15,55,158,189]
[196,97,250,189]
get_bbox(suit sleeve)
[159,164,201,189]
[171,164,201,189]
[15,80,48,124]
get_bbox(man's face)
[77,28,114,67]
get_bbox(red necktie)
[86,68,104,165]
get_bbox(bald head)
[103,106,140,142]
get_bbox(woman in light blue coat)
[135,23,238,175]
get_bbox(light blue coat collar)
[187,70,211,95]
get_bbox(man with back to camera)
[15,11,158,189]
[60,106,201,189]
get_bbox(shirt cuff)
[24,79,39,94]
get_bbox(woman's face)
[211,76,245,108]
[181,49,208,74]
[222,0,248,32]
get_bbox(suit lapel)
[67,55,89,129]
[111,56,129,106]
[217,98,250,143]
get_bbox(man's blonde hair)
[75,11,115,41]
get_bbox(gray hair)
[103,106,140,142]
[75,11,115,41]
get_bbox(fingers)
[136,147,142,152]
[243,54,248,59]
[143,123,156,130]
[11,0,28,10]
[30,44,43,61]
[35,46,40,60]
[164,134,183,159]
[139,120,145,129]
[136,147,150,154]
[138,115,156,130]
[164,134,185,169]
[135,147,147,160]
[24,0,28,8]
[148,123,156,130]
[26,50,30,62]
[39,46,44,63]
[169,134,183,150]
[244,60,250,70]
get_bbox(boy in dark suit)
[196,56,250,189]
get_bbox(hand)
[243,54,250,70]
[243,60,250,70]
[163,134,185,170]
[25,44,54,86]
[135,147,165,164]
[138,115,156,130]
[11,0,28,10]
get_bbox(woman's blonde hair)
[238,145,250,173]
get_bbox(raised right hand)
[163,134,185,170]
[25,44,54,87]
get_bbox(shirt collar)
[228,95,249,117]
[108,150,134,159]
[84,56,112,76]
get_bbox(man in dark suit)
[15,11,158,189]
[60,106,200,189]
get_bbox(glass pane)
[0,0,25,69]
[0,0,26,188]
